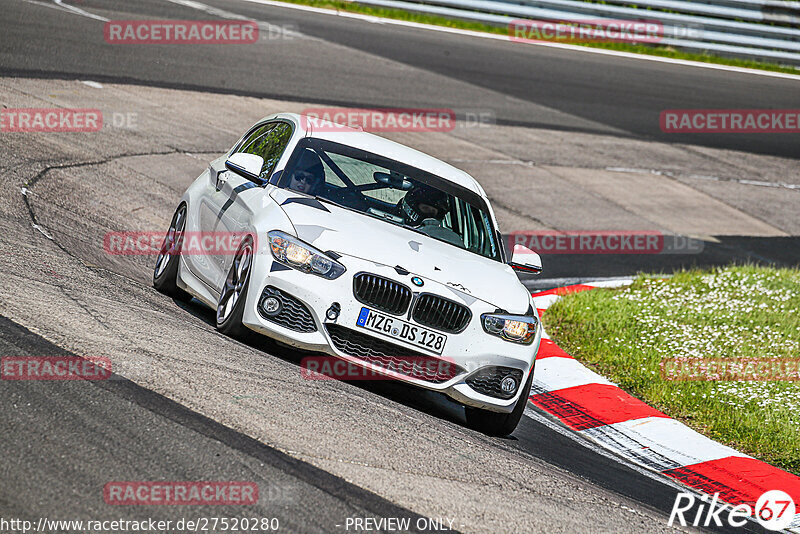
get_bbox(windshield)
[277,138,501,262]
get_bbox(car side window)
[457,199,484,253]
[235,122,293,181]
[235,124,271,155]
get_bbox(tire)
[215,236,254,338]
[464,366,535,437]
[153,204,191,301]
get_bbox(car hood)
[270,189,530,312]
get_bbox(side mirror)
[509,244,542,274]
[225,153,264,181]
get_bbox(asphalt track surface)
[0,316,436,532]
[4,0,799,277]
[0,0,797,532]
[1,0,799,158]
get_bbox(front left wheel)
[215,236,254,338]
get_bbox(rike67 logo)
[669,490,796,531]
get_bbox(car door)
[190,125,267,290]
[199,121,294,294]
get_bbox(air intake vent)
[353,273,412,315]
[325,324,465,383]
[412,294,471,333]
[258,286,317,332]
[466,367,524,399]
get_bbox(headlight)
[481,313,538,344]
[268,230,345,279]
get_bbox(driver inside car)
[399,184,463,246]
[288,149,325,195]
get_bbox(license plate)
[356,307,447,355]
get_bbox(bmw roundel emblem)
[411,276,424,287]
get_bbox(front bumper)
[241,252,540,413]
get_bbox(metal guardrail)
[351,0,800,65]
[591,0,800,25]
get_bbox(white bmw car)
[153,113,543,435]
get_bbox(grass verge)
[544,266,800,475]
[276,0,800,75]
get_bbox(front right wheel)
[153,204,191,301]
[464,366,534,436]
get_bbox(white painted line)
[236,0,800,81]
[31,224,53,240]
[526,275,638,292]
[606,166,800,192]
[532,280,632,309]
[52,0,109,21]
[583,416,750,469]
[20,0,88,17]
[523,405,695,493]
[164,0,311,39]
[81,81,104,89]
[525,404,773,532]
[739,179,781,187]
[585,279,634,289]
[533,356,614,392]
[19,0,800,80]
[451,158,535,167]
[605,166,657,174]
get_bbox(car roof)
[261,112,487,199]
